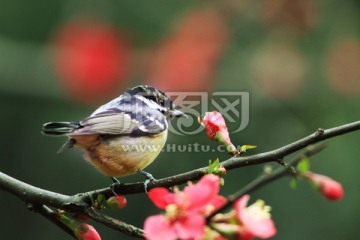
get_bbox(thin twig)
[85,208,145,239]
[80,120,360,199]
[206,143,326,221]
[28,204,76,239]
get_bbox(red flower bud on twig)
[74,223,101,240]
[199,111,239,156]
[306,172,344,201]
[105,195,127,210]
[57,212,101,240]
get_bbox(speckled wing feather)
[71,95,167,136]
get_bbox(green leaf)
[297,157,310,175]
[290,178,298,189]
[240,145,257,153]
[209,158,220,173]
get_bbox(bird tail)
[41,122,80,136]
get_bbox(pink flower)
[144,174,227,240]
[199,111,239,156]
[306,172,344,200]
[146,7,228,92]
[54,19,130,104]
[144,213,205,240]
[74,223,101,240]
[235,195,277,240]
[105,195,127,210]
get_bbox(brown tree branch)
[0,172,145,238]
[0,171,87,212]
[80,120,360,200]
[1,120,360,238]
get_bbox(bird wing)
[71,96,167,136]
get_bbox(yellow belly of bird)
[71,131,168,177]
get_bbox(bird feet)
[138,170,156,193]
[109,177,122,195]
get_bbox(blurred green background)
[0,0,359,239]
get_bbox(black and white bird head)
[125,85,186,119]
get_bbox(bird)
[42,85,186,187]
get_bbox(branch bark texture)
[0,120,359,238]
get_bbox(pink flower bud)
[199,111,239,156]
[56,212,101,240]
[306,172,344,201]
[74,223,101,240]
[105,195,127,210]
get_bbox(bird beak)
[171,109,188,118]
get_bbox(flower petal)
[207,195,227,214]
[144,215,177,240]
[242,216,277,239]
[184,174,220,211]
[234,195,250,221]
[148,188,176,209]
[235,196,277,239]
[173,213,205,240]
